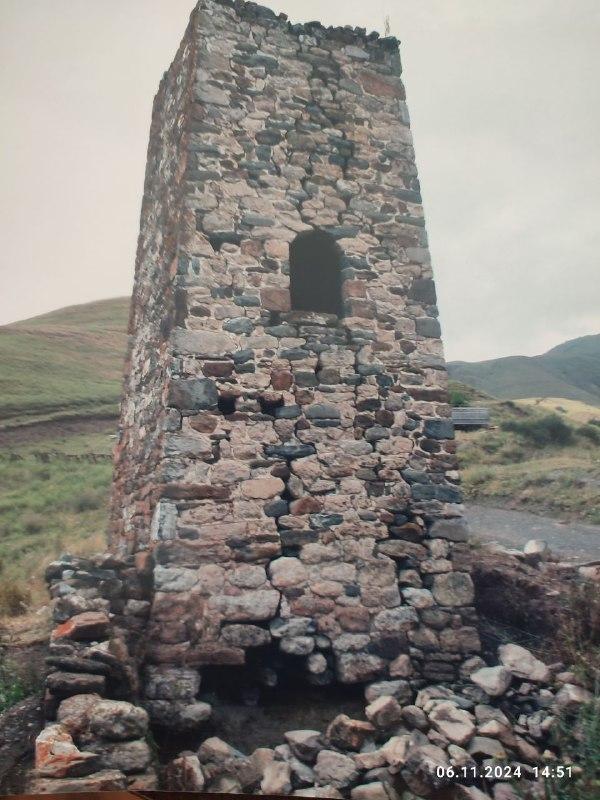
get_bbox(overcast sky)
[1,1,599,361]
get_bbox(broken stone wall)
[110,0,479,715]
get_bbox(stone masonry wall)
[110,0,480,721]
[109,17,199,552]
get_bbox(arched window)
[289,229,343,316]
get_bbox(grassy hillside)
[0,425,114,616]
[450,381,600,524]
[0,298,129,428]
[449,334,600,405]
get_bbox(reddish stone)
[345,299,376,319]
[162,484,230,500]
[290,596,335,616]
[241,238,263,258]
[289,496,322,514]
[189,412,218,433]
[326,714,374,751]
[271,370,293,391]
[202,360,233,378]
[342,280,366,299]
[51,611,110,642]
[336,606,370,632]
[359,71,405,100]
[261,288,291,312]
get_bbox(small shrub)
[497,444,526,464]
[449,388,470,407]
[0,669,28,714]
[589,418,600,428]
[0,581,31,616]
[21,512,45,535]
[71,489,104,513]
[578,424,600,445]
[466,467,495,487]
[502,414,574,447]
[545,696,600,800]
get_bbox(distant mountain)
[0,298,129,427]
[449,334,600,405]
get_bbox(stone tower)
[109,0,479,729]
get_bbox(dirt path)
[0,414,117,448]
[465,503,600,562]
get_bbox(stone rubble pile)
[29,554,158,793]
[162,642,592,799]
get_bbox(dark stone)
[295,371,318,387]
[408,278,437,305]
[233,349,254,364]
[275,405,302,419]
[415,317,441,338]
[411,484,462,504]
[168,379,218,412]
[265,443,316,460]
[364,426,389,443]
[264,499,289,518]
[423,419,454,440]
[401,469,431,485]
[281,348,309,361]
[224,317,254,334]
[305,403,340,420]
[280,529,319,546]
[309,513,344,528]
[265,324,297,337]
[234,294,261,307]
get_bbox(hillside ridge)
[449,333,600,405]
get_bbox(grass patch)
[502,413,574,447]
[455,386,600,523]
[0,427,114,616]
[0,634,42,712]
[544,696,600,799]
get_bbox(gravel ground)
[465,503,600,562]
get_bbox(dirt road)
[464,504,600,562]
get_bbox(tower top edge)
[195,0,401,52]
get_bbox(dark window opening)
[289,229,343,316]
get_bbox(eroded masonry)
[31,0,500,793]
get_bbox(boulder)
[56,694,102,737]
[351,781,399,800]
[34,725,98,779]
[470,666,512,697]
[432,573,475,607]
[326,715,374,751]
[553,683,593,713]
[285,730,323,763]
[94,739,152,774]
[498,644,551,683]
[365,695,403,729]
[89,700,148,741]
[165,753,205,792]
[261,760,292,794]
[428,701,475,746]
[51,611,110,642]
[314,750,358,789]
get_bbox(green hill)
[0,297,130,428]
[449,334,600,406]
